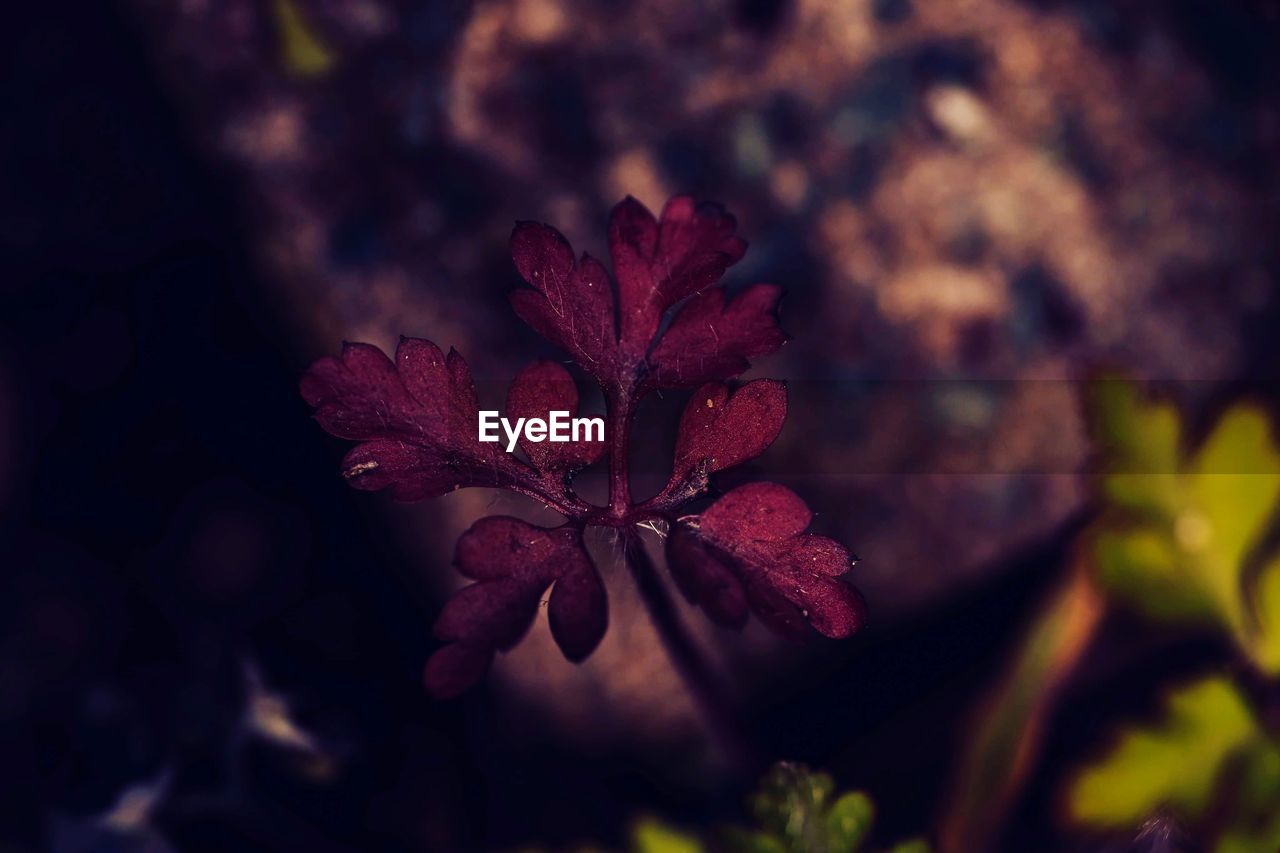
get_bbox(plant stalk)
[606,383,634,517]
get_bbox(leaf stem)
[497,456,594,519]
[622,527,756,769]
[606,382,634,518]
[506,482,592,519]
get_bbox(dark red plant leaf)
[646,283,787,387]
[300,337,522,500]
[424,517,606,698]
[608,195,747,356]
[505,361,605,474]
[306,196,864,700]
[670,379,788,488]
[510,196,780,388]
[667,483,864,640]
[510,222,620,377]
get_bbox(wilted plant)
[299,196,864,725]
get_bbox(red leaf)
[667,483,864,640]
[424,517,606,697]
[510,222,620,376]
[305,198,863,699]
[700,480,812,539]
[300,338,519,500]
[510,196,777,387]
[671,380,787,487]
[609,196,746,355]
[647,283,787,387]
[505,361,605,474]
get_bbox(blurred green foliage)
[1068,674,1280,851]
[631,818,704,853]
[945,379,1280,852]
[273,0,335,78]
[1064,379,1280,850]
[723,763,873,853]
[1068,676,1258,822]
[721,763,927,853]
[1087,379,1280,669]
[541,763,927,853]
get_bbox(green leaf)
[1086,383,1280,667]
[1089,377,1182,517]
[1186,406,1280,568]
[726,763,879,853]
[1067,676,1259,827]
[273,0,335,78]
[747,763,834,849]
[1091,526,1217,623]
[1252,554,1280,675]
[631,818,705,853]
[823,792,874,852]
[1076,383,1280,846]
[1183,406,1280,635]
[886,842,931,853]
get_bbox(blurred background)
[3,0,1280,850]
